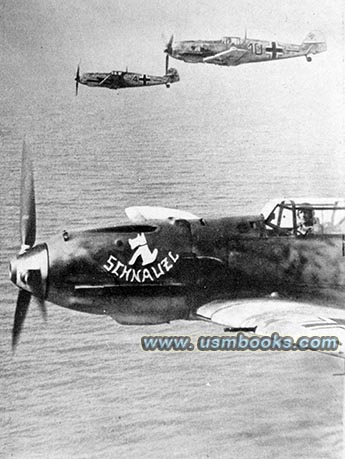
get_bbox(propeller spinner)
[9,142,48,349]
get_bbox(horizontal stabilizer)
[302,30,326,44]
[166,67,179,76]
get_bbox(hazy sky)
[1,0,344,84]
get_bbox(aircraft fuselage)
[169,35,326,66]
[78,69,179,90]
[33,215,345,325]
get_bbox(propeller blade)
[165,54,169,75]
[34,296,47,322]
[164,35,174,54]
[27,269,47,320]
[75,64,80,96]
[11,146,48,349]
[27,268,45,298]
[12,289,31,349]
[20,141,36,252]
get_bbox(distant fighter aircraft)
[9,143,345,358]
[75,59,179,95]
[164,31,326,67]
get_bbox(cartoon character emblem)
[103,232,180,283]
[128,233,158,266]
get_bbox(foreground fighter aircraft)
[164,31,326,67]
[74,59,179,95]
[9,143,345,357]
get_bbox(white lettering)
[142,269,154,282]
[131,269,142,283]
[161,256,173,272]
[151,263,165,279]
[119,264,133,281]
[103,251,180,283]
[103,255,117,272]
[112,260,124,275]
[168,251,179,263]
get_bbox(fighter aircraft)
[164,31,326,67]
[9,143,345,357]
[74,58,179,95]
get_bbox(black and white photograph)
[1,1,344,458]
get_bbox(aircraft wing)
[196,298,345,359]
[125,206,200,222]
[203,46,248,65]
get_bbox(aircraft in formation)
[75,58,179,95]
[74,30,326,93]
[9,143,345,358]
[164,30,326,67]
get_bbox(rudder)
[302,30,327,53]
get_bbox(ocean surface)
[1,56,344,458]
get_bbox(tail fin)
[166,67,179,83]
[302,30,327,53]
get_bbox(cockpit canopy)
[221,36,241,46]
[261,198,345,235]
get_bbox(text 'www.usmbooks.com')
[141,333,339,352]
